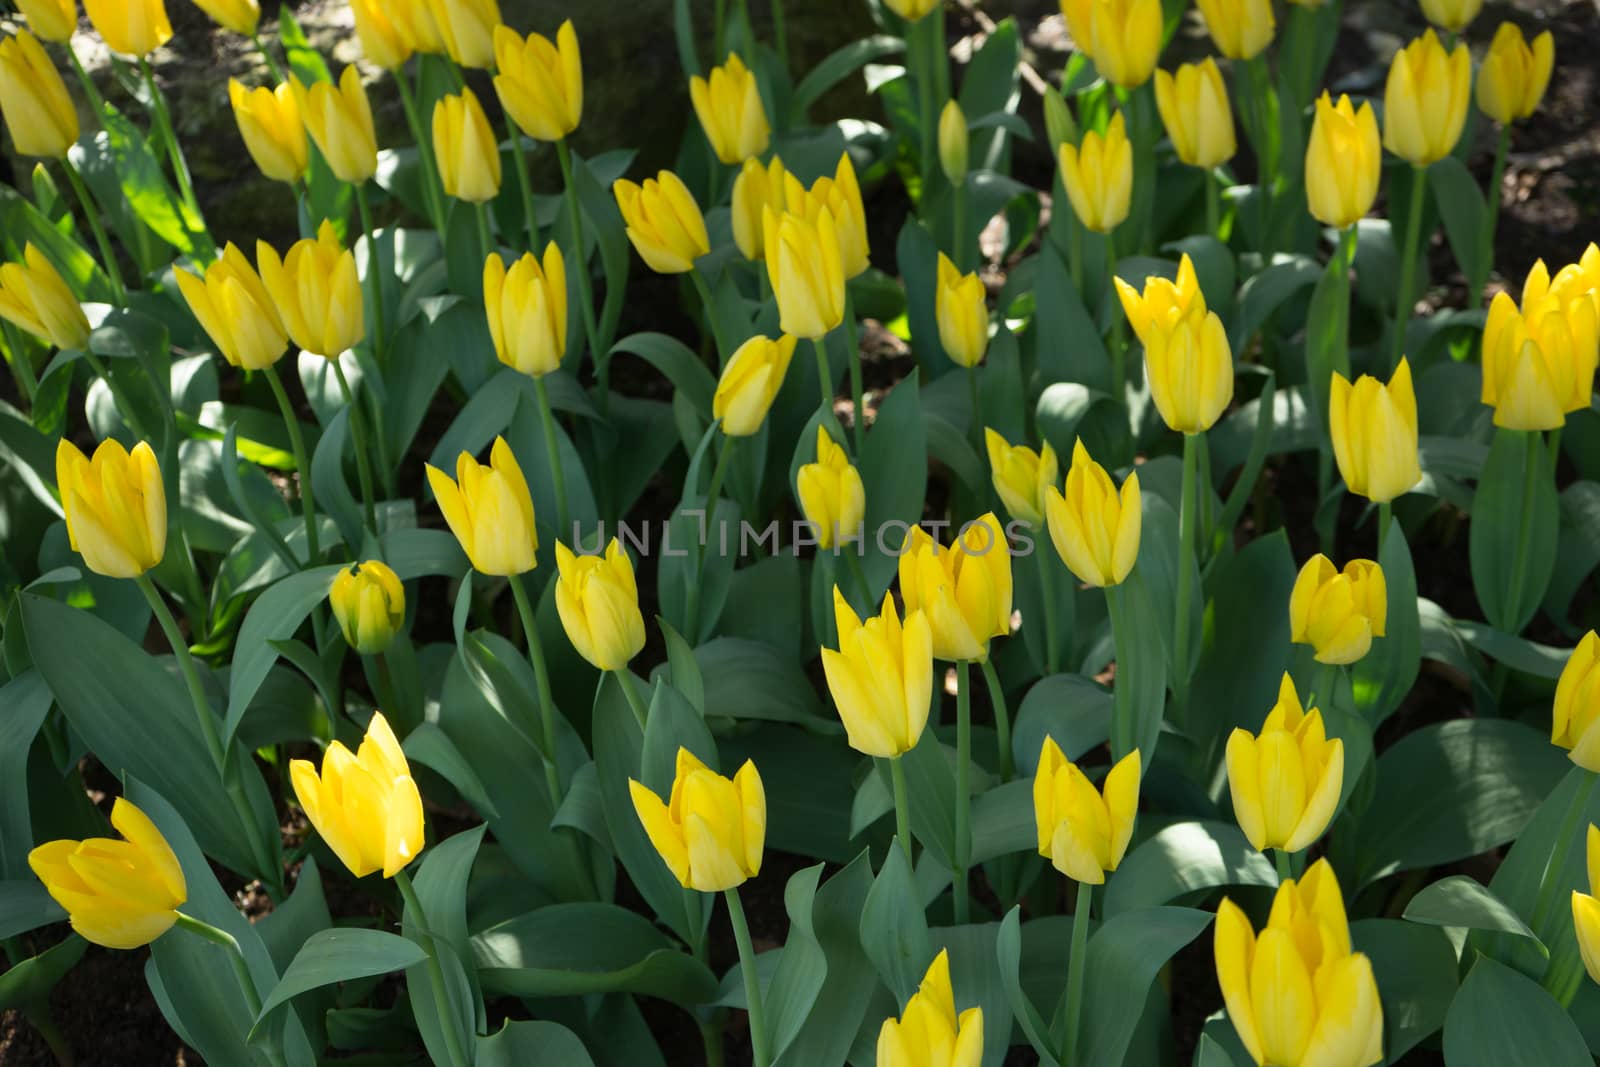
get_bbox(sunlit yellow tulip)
[1034,736,1140,884]
[294,68,378,185]
[56,437,165,578]
[936,251,988,368]
[1329,359,1421,504]
[1383,30,1470,168]
[1481,261,1599,430]
[0,31,79,159]
[493,21,583,143]
[389,0,445,54]
[1418,0,1481,33]
[1305,93,1381,230]
[1478,23,1554,125]
[291,711,424,879]
[764,205,844,339]
[780,153,870,279]
[713,333,797,436]
[797,425,866,548]
[1058,111,1132,234]
[329,560,405,655]
[350,0,413,69]
[1044,439,1140,588]
[985,429,1058,527]
[555,539,646,672]
[1194,0,1274,61]
[1289,555,1387,665]
[1114,253,1206,347]
[424,0,498,69]
[1553,631,1600,773]
[190,0,257,34]
[1572,824,1600,984]
[0,243,90,351]
[485,245,567,378]
[1084,0,1162,89]
[85,0,171,56]
[884,0,938,20]
[690,52,769,165]
[614,170,710,275]
[1154,58,1236,169]
[629,748,765,893]
[433,87,501,203]
[256,220,364,358]
[425,436,538,576]
[1143,307,1233,435]
[877,950,983,1067]
[15,0,77,44]
[822,589,932,758]
[939,99,968,183]
[731,155,787,261]
[899,513,1012,662]
[1226,674,1344,854]
[228,79,307,184]
[175,243,287,371]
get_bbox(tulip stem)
[495,121,536,255]
[1274,848,1293,885]
[173,912,284,1064]
[980,657,1013,781]
[1499,428,1544,636]
[686,433,736,639]
[953,658,972,924]
[1390,164,1428,374]
[966,364,983,462]
[1105,230,1125,408]
[250,32,288,85]
[475,203,495,266]
[1204,170,1221,239]
[263,365,319,565]
[331,360,380,535]
[914,15,937,203]
[1035,536,1060,674]
[1104,584,1134,756]
[724,888,771,1067]
[138,58,209,249]
[393,871,472,1067]
[1377,501,1392,555]
[1172,433,1199,717]
[811,336,833,412]
[844,547,873,609]
[532,374,573,542]
[845,291,866,453]
[66,45,107,116]
[889,755,913,867]
[951,177,966,270]
[615,669,651,730]
[556,138,604,377]
[60,160,126,304]
[508,573,566,810]
[354,182,387,365]
[395,73,447,237]
[1472,126,1511,311]
[1062,879,1092,1066]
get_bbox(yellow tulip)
[290,711,424,879]
[884,0,938,20]
[329,560,406,655]
[424,0,499,69]
[256,220,365,359]
[433,86,502,204]
[614,170,710,275]
[554,538,646,672]
[1058,111,1132,234]
[780,152,870,280]
[939,99,968,184]
[190,0,258,34]
[899,512,1013,662]
[228,79,307,185]
[985,428,1058,527]
[175,243,287,371]
[1114,252,1206,348]
[822,589,933,758]
[1216,860,1384,1067]
[389,0,446,56]
[1154,58,1236,169]
[629,747,765,893]
[1044,438,1140,588]
[1383,31,1471,168]
[1143,306,1234,435]
[1305,92,1382,230]
[713,333,797,436]
[85,0,171,56]
[56,437,166,578]
[1553,631,1600,773]
[1085,0,1163,89]
[1034,736,1140,884]
[485,244,567,378]
[0,31,79,159]
[28,798,186,950]
[690,51,769,165]
[0,243,90,351]
[797,425,866,548]
[936,251,988,368]
[1194,0,1275,61]
[1572,824,1600,985]
[293,67,379,185]
[15,0,77,44]
[1481,261,1599,430]
[1478,24,1554,125]
[1329,358,1422,504]
[763,205,845,340]
[1226,674,1344,854]
[731,155,787,261]
[493,21,583,143]
[1289,555,1387,666]
[877,949,984,1067]
[350,0,413,70]
[1418,0,1481,33]
[425,436,538,577]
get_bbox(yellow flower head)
[350,0,414,70]
[1481,260,1599,430]
[691,51,770,165]
[56,437,166,579]
[85,0,172,56]
[939,99,969,183]
[984,428,1059,528]
[0,242,90,351]
[1195,0,1275,60]
[713,333,797,437]
[293,67,378,185]
[1058,111,1132,234]
[1085,0,1163,89]
[425,436,538,577]
[731,155,788,261]
[433,86,502,204]
[1477,23,1554,125]
[290,711,424,879]
[884,0,939,20]
[1572,823,1600,985]
[1143,305,1234,434]
[797,425,866,548]
[1289,555,1387,665]
[329,560,406,655]
[175,242,288,371]
[629,748,765,893]
[485,244,568,379]
[898,513,1013,662]
[1418,0,1481,33]
[228,79,308,185]
[16,0,78,44]
[876,949,984,1067]
[822,589,933,759]
[1329,358,1422,504]
[1044,438,1140,588]
[1033,736,1141,884]
[935,251,988,368]
[1226,674,1345,854]
[1383,30,1471,167]
[1305,92,1382,230]
[779,152,870,280]
[1553,632,1600,773]
[0,30,80,159]
[1114,253,1207,348]
[190,0,258,35]
[1154,58,1236,169]
[493,21,583,142]
[424,0,499,69]
[256,219,365,359]
[615,170,710,275]
[555,539,646,672]
[763,204,845,339]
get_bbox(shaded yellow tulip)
[493,21,583,143]
[1154,58,1236,169]
[1478,23,1554,125]
[1114,252,1206,347]
[350,0,414,70]
[629,748,765,893]
[424,0,499,69]
[387,0,447,56]
[797,425,866,548]
[1143,306,1234,434]
[190,0,258,34]
[1059,111,1132,234]
[1383,30,1470,168]
[485,244,567,378]
[290,711,424,879]
[984,428,1058,527]
[1034,736,1140,884]
[691,51,769,165]
[175,242,287,371]
[1044,439,1140,588]
[779,152,870,280]
[228,79,308,184]
[1289,555,1387,665]
[425,436,538,576]
[1194,0,1274,60]
[329,560,405,655]
[764,205,845,339]
[433,86,501,203]
[936,251,988,368]
[1226,674,1344,854]
[1572,824,1600,985]
[730,155,787,261]
[15,0,78,44]
[1305,92,1381,230]
[256,220,364,359]
[293,67,379,185]
[1085,0,1163,89]
[1482,261,1599,430]
[1418,0,1481,33]
[713,333,797,436]
[877,949,983,1067]
[1329,358,1422,504]
[0,242,90,351]
[1553,631,1600,773]
[822,589,932,759]
[939,99,968,183]
[56,437,165,578]
[899,512,1013,662]
[615,170,710,275]
[0,31,79,159]
[85,0,171,56]
[884,0,938,20]
[555,539,646,672]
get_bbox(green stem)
[331,359,380,534]
[1106,229,1125,407]
[690,267,727,362]
[954,657,972,924]
[60,160,125,303]
[475,202,495,273]
[393,871,472,1067]
[533,374,572,541]
[263,365,319,565]
[771,0,789,73]
[714,0,728,59]
[980,656,1012,781]
[138,58,208,243]
[1274,848,1293,884]
[1105,583,1133,755]
[1205,169,1220,238]
[1172,433,1199,714]
[505,120,539,253]
[915,15,937,201]
[1062,879,1092,1065]
[1377,501,1392,556]
[1473,126,1511,311]
[395,72,447,236]
[844,291,865,454]
[1500,429,1544,635]
[1244,56,1274,259]
[354,183,386,365]
[735,0,756,54]
[508,572,565,809]
[66,46,106,114]
[725,888,771,1067]
[250,32,287,84]
[556,139,603,372]
[1390,164,1428,373]
[616,668,650,730]
[889,754,913,866]
[686,433,737,638]
[173,913,285,1067]
[812,335,834,412]
[81,350,154,445]
[844,546,873,610]
[1035,534,1060,674]
[966,363,983,462]
[951,178,966,268]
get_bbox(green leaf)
[0,934,86,1012]
[1470,428,1560,633]
[253,929,428,1037]
[772,851,878,1067]
[1107,569,1168,765]
[1033,244,1111,393]
[0,183,112,301]
[609,332,716,421]
[641,678,719,793]
[1013,673,1112,772]
[1403,876,1545,954]
[310,408,363,552]
[1104,821,1278,919]
[1430,155,1488,288]
[1454,619,1573,679]
[1229,256,1320,354]
[722,724,863,864]
[791,36,904,119]
[859,843,932,1005]
[1351,919,1458,1061]
[403,723,500,819]
[0,880,65,940]
[996,907,1063,1067]
[1350,515,1422,723]
[897,219,955,377]
[477,1020,596,1067]
[404,826,486,1066]
[0,671,53,879]
[1442,954,1591,1066]
[859,379,927,591]
[225,565,344,747]
[695,637,827,725]
[93,106,203,256]
[970,780,1035,865]
[761,865,829,1062]
[1074,906,1212,1065]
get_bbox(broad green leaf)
[792,36,903,119]
[0,880,65,941]
[859,378,927,591]
[641,678,719,794]
[405,826,486,1065]
[970,780,1035,865]
[1074,906,1212,1065]
[253,929,427,1037]
[1403,876,1544,953]
[1350,516,1422,724]
[224,565,344,747]
[695,637,828,725]
[1104,821,1277,918]
[1430,155,1488,288]
[773,851,878,1067]
[761,865,829,1062]
[0,934,86,1012]
[609,332,716,421]
[1229,256,1320,354]
[0,671,52,879]
[477,1020,596,1066]
[1442,954,1590,1066]
[996,907,1063,1067]
[1351,919,1458,1062]
[859,843,932,1005]
[1012,673,1112,772]
[1470,427,1559,633]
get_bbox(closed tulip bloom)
[175,243,287,371]
[28,798,186,950]
[1154,58,1236,168]
[1044,439,1140,588]
[1418,0,1481,33]
[731,155,787,260]
[485,245,567,378]
[0,243,90,351]
[1329,358,1422,504]
[822,589,933,758]
[1383,31,1470,168]
[797,425,866,548]
[1216,861,1384,1067]
[425,0,498,69]
[1034,736,1140,884]
[1226,674,1345,854]
[290,712,424,879]
[228,79,307,185]
[780,153,870,279]
[898,513,1013,662]
[1144,307,1234,434]
[493,22,583,142]
[190,0,258,34]
[1478,24,1554,125]
[350,0,413,69]
[1087,0,1163,89]
[1572,825,1600,984]
[630,748,765,893]
[713,333,797,436]
[85,0,171,56]
[293,68,378,185]
[938,99,968,183]
[16,0,77,44]
[1195,0,1273,60]
[0,31,79,159]
[56,438,166,578]
[690,52,769,165]
[764,205,845,339]
[1481,262,1600,430]
[433,87,501,203]
[388,0,446,56]
[425,436,538,576]
[256,220,364,358]
[936,251,988,368]
[615,170,710,275]
[1305,93,1381,229]
[1289,555,1387,665]
[884,0,938,20]
[1059,111,1132,234]
[1114,253,1206,348]
[554,539,646,672]
[1552,632,1600,772]
[329,560,405,655]
[985,429,1058,527]
[877,950,983,1067]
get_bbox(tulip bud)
[1481,261,1599,430]
[731,155,788,261]
[85,0,172,56]
[493,21,583,143]
[555,539,646,672]
[1194,0,1275,61]
[712,333,797,437]
[1058,111,1132,234]
[780,153,870,280]
[938,99,968,184]
[985,428,1058,527]
[1572,824,1600,985]
[1114,253,1207,347]
[425,436,539,577]
[293,67,379,185]
[485,244,567,378]
[1034,736,1140,884]
[884,0,938,21]
[175,243,288,371]
[16,0,77,44]
[190,0,258,35]
[1418,0,1481,33]
[630,748,765,892]
[0,31,78,160]
[228,79,307,185]
[1043,87,1078,151]
[899,513,1013,662]
[433,87,502,204]
[1289,555,1387,665]
[1553,632,1600,773]
[1060,0,1094,57]
[763,205,845,339]
[256,220,365,359]
[1226,674,1345,854]
[1044,439,1140,588]
[690,51,770,165]
[291,712,424,879]
[424,0,499,69]
[615,170,710,275]
[329,560,406,655]
[822,590,932,758]
[797,425,866,548]
[877,950,984,1067]
[1305,92,1382,230]
[1154,58,1236,169]
[350,0,414,70]
[28,798,186,950]
[1383,30,1471,168]
[935,251,988,368]
[1143,307,1234,435]
[1329,359,1422,504]
[1478,24,1554,126]
[56,437,166,578]
[390,0,446,55]
[0,243,90,351]
[1087,0,1163,89]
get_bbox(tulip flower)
[763,205,845,339]
[28,798,186,950]
[1329,359,1422,504]
[1304,93,1382,230]
[615,170,710,275]
[291,712,424,879]
[1553,632,1600,773]
[553,539,646,672]
[1215,860,1384,1067]
[1478,24,1555,125]
[899,513,1013,663]
[484,245,567,378]
[1154,58,1236,169]
[425,436,538,577]
[985,429,1058,528]
[1113,253,1207,347]
[0,243,90,351]
[1034,736,1140,884]
[797,426,866,549]
[1383,31,1470,168]
[425,0,499,69]
[256,220,365,359]
[821,590,932,758]
[433,87,501,203]
[630,748,765,892]
[780,153,870,280]
[731,155,788,261]
[329,560,406,655]
[1481,262,1599,430]
[56,438,166,579]
[1082,0,1163,89]
[935,251,988,369]
[85,0,172,56]
[1572,824,1600,985]
[1143,307,1234,435]
[884,0,938,19]
[389,0,445,54]
[493,21,583,143]
[1194,0,1274,61]
[939,99,969,184]
[15,0,76,44]
[877,950,984,1067]
[350,0,414,70]
[1058,111,1132,234]
[175,243,288,371]
[1418,0,1481,33]
[1226,674,1345,855]
[713,333,797,437]
[1044,439,1140,588]
[228,79,308,185]
[293,67,379,185]
[1289,555,1387,665]
[690,52,769,165]
[190,0,258,34]
[0,31,79,159]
